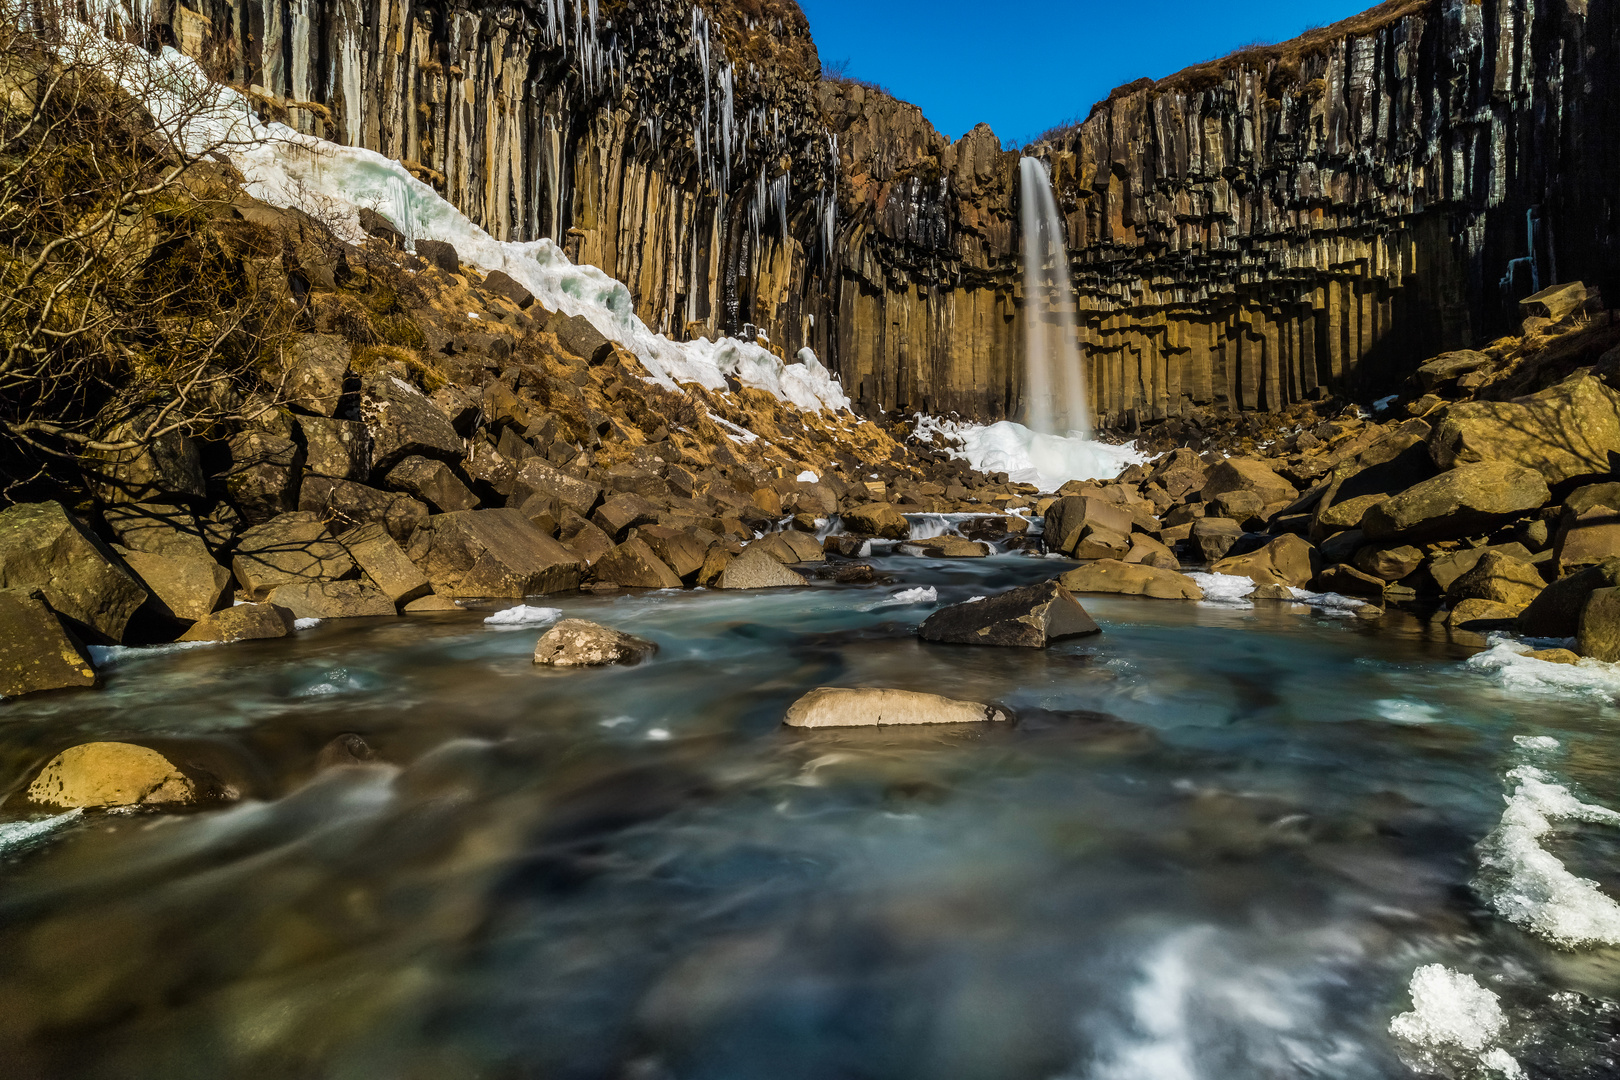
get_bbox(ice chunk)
[1184,572,1258,608]
[293,617,321,630]
[1467,636,1620,699]
[1389,965,1506,1052]
[796,470,819,482]
[484,605,563,628]
[1476,766,1620,946]
[872,586,937,608]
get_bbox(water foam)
[1476,766,1620,947]
[912,415,1146,493]
[59,24,850,415]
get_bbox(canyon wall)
[146,0,1619,429]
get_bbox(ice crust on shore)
[912,415,1147,493]
[1184,572,1365,616]
[66,24,849,415]
[1466,636,1620,698]
[484,605,563,628]
[1476,766,1620,948]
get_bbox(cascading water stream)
[1019,156,1090,438]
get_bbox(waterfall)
[1018,156,1090,438]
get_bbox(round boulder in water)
[26,742,195,809]
[534,619,657,667]
[783,687,1009,729]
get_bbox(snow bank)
[912,415,1147,492]
[1476,766,1620,947]
[1389,965,1523,1077]
[484,605,563,628]
[65,25,849,414]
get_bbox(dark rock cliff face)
[158,0,1618,429]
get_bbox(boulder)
[264,580,397,619]
[918,581,1099,648]
[403,593,460,613]
[1044,496,1134,556]
[783,687,1009,728]
[298,476,427,546]
[1200,458,1297,506]
[842,503,909,540]
[632,525,710,582]
[1313,564,1387,599]
[1447,599,1524,631]
[751,532,806,565]
[1211,534,1319,588]
[231,512,354,597]
[1516,558,1620,637]
[910,536,990,558]
[1361,462,1550,543]
[1446,550,1545,608]
[297,415,370,481]
[414,238,459,275]
[1190,517,1243,563]
[1429,375,1620,484]
[1413,350,1492,391]
[1525,648,1581,665]
[1248,584,1296,600]
[1554,505,1620,575]
[361,374,464,471]
[222,430,302,525]
[1566,483,1620,517]
[533,619,657,667]
[279,332,350,416]
[1072,526,1131,560]
[557,514,616,569]
[84,424,205,505]
[778,530,826,562]
[25,742,194,808]
[121,550,232,622]
[0,591,98,697]
[551,313,613,364]
[1058,560,1203,600]
[716,546,807,589]
[0,501,147,642]
[823,534,870,558]
[178,602,295,643]
[482,269,535,309]
[340,524,432,605]
[1212,489,1265,527]
[1311,440,1437,537]
[385,455,479,513]
[1147,448,1207,500]
[1123,535,1180,570]
[592,493,662,540]
[1520,280,1588,322]
[594,538,682,589]
[1354,544,1423,582]
[103,502,214,560]
[1578,587,1620,662]
[408,508,581,598]
[1429,542,1537,592]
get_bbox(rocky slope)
[148,0,1620,430]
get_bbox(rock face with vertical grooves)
[171,0,1617,428]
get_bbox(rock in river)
[1059,560,1204,600]
[534,619,657,667]
[783,687,1009,728]
[26,742,196,808]
[918,581,1100,648]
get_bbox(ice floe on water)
[58,23,850,415]
[1466,635,1620,699]
[1389,965,1524,1078]
[870,586,938,609]
[293,617,321,631]
[484,605,563,628]
[912,415,1146,492]
[1513,735,1561,752]
[1476,766,1620,948]
[1184,572,1366,616]
[0,810,83,857]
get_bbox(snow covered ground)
[912,415,1147,492]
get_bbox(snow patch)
[484,605,563,628]
[796,470,819,483]
[912,415,1146,492]
[293,617,321,631]
[1476,766,1620,947]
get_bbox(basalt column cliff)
[163,0,1618,428]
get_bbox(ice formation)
[59,23,850,417]
[1389,965,1524,1077]
[1466,636,1620,699]
[1476,766,1620,947]
[484,605,564,628]
[873,586,938,608]
[0,809,83,855]
[912,415,1147,493]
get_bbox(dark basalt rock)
[919,581,1100,649]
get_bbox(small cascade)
[1018,156,1089,438]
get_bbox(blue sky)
[797,0,1378,145]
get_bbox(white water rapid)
[1019,156,1089,438]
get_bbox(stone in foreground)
[783,687,1009,728]
[717,546,807,589]
[919,581,1100,648]
[1361,462,1550,543]
[1578,587,1620,662]
[533,619,657,667]
[0,591,98,698]
[26,742,194,808]
[0,501,148,642]
[1210,534,1319,588]
[1059,560,1203,600]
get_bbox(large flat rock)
[783,687,1009,728]
[919,581,1099,648]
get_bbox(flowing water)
[2,545,1619,1079]
[1019,157,1089,438]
